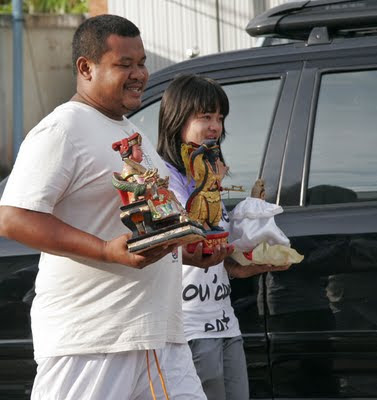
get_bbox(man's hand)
[182,242,234,269]
[102,235,176,269]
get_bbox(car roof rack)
[246,0,377,44]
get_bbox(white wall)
[108,0,294,74]
[108,0,265,74]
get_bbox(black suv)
[1,0,377,398]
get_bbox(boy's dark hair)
[157,74,229,174]
[72,14,140,75]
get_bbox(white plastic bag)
[228,197,304,266]
[228,197,290,250]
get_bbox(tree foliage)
[0,0,88,14]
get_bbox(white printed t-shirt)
[0,102,185,359]
[166,162,241,341]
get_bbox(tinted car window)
[129,101,160,147]
[221,79,280,206]
[308,70,377,204]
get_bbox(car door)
[0,179,39,399]
[129,56,303,398]
[0,239,39,400]
[266,40,377,398]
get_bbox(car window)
[307,70,377,205]
[221,80,280,208]
[0,177,8,196]
[129,101,161,147]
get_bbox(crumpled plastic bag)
[228,197,304,266]
[232,242,304,266]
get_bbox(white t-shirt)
[166,163,241,341]
[0,102,185,359]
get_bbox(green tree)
[0,0,88,14]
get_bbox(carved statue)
[181,139,231,255]
[181,139,227,231]
[112,133,205,253]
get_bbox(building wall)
[108,0,256,73]
[108,0,293,74]
[0,14,84,173]
[89,0,108,16]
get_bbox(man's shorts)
[31,343,206,400]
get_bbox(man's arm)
[0,206,173,269]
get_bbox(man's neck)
[70,93,124,121]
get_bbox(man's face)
[88,34,149,120]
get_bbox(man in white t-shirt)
[0,15,206,400]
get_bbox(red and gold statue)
[112,133,205,253]
[181,139,231,254]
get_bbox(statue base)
[127,221,206,254]
[186,231,230,255]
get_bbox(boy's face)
[86,34,149,120]
[181,110,223,146]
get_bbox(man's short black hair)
[72,14,140,75]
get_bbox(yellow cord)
[146,350,157,400]
[146,350,170,400]
[153,350,170,399]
